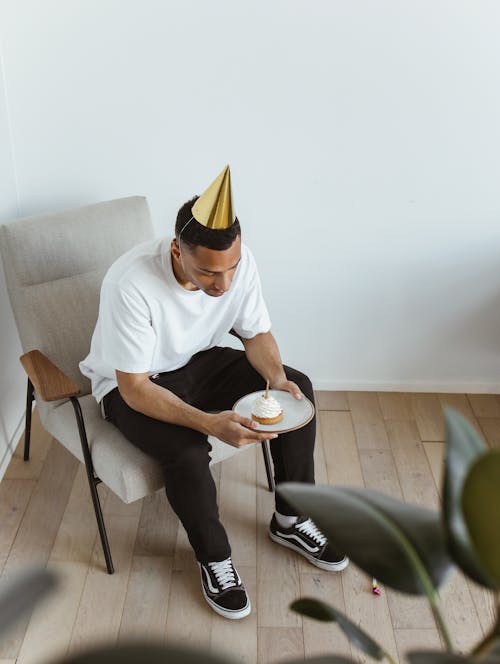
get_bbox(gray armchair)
[0,196,274,575]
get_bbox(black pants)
[102,347,316,564]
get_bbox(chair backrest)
[0,197,155,396]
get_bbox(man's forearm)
[116,372,274,448]
[242,331,287,386]
[122,379,212,434]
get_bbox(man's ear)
[171,238,181,259]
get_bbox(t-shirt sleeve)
[232,251,272,339]
[98,280,156,373]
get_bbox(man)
[80,166,348,620]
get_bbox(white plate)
[232,389,315,434]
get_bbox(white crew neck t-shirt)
[79,237,271,403]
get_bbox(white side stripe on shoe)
[203,567,220,594]
[276,532,320,553]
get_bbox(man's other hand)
[270,379,303,401]
[207,411,278,448]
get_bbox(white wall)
[0,1,500,419]
[0,41,25,479]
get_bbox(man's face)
[172,236,241,297]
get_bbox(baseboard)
[312,379,500,394]
[0,408,25,482]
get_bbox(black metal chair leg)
[70,397,114,574]
[24,378,34,461]
[261,439,275,492]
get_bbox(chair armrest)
[20,350,81,401]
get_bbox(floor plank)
[438,570,484,654]
[164,569,213,650]
[50,464,103,565]
[300,572,352,659]
[118,555,172,642]
[315,391,349,411]
[2,442,80,572]
[422,442,446,495]
[386,420,439,509]
[394,627,442,661]
[477,418,500,448]
[320,411,364,488]
[67,494,141,655]
[0,479,36,574]
[348,392,390,450]
[467,394,500,419]
[17,560,89,664]
[439,394,476,421]
[465,580,496,636]
[257,627,304,664]
[359,448,402,499]
[411,394,445,441]
[378,393,414,421]
[342,565,399,663]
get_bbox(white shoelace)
[208,558,238,591]
[296,518,327,546]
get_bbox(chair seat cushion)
[36,394,241,504]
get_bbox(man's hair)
[175,196,241,251]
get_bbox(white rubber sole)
[200,581,251,620]
[269,530,350,572]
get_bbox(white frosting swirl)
[252,394,282,418]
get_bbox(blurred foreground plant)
[278,408,500,664]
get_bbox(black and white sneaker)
[199,557,251,619]
[269,514,349,572]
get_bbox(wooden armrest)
[20,350,81,401]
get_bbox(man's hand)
[271,378,303,401]
[207,411,278,448]
[242,332,303,401]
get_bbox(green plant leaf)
[461,450,500,588]
[56,641,236,664]
[486,638,500,658]
[442,408,495,588]
[472,632,500,659]
[488,638,500,656]
[277,483,451,595]
[408,651,500,664]
[291,598,385,660]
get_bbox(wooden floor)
[0,392,498,664]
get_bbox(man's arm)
[241,331,302,400]
[115,370,276,447]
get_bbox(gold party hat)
[192,165,235,230]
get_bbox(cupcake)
[251,393,284,425]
